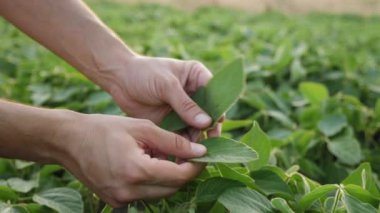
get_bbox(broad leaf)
[327,136,362,166]
[0,186,18,202]
[299,184,338,210]
[241,121,271,171]
[222,119,252,132]
[7,178,38,193]
[190,137,258,163]
[344,185,380,207]
[271,197,295,213]
[218,187,273,213]
[216,163,256,188]
[195,177,244,203]
[250,169,293,199]
[342,193,378,213]
[32,187,83,213]
[342,162,380,197]
[299,82,329,105]
[317,113,347,136]
[161,58,245,131]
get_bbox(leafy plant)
[1,1,380,212]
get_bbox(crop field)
[0,1,380,212]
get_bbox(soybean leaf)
[241,121,271,171]
[299,82,329,105]
[216,163,256,189]
[342,193,378,213]
[190,137,258,163]
[209,202,225,213]
[0,186,19,202]
[250,169,293,199]
[375,99,380,121]
[0,204,28,213]
[7,178,38,193]
[195,177,244,203]
[161,58,245,131]
[32,187,83,213]
[342,162,380,197]
[14,160,34,170]
[218,187,273,213]
[344,184,380,207]
[299,184,338,210]
[222,119,253,132]
[327,136,362,166]
[317,113,347,137]
[271,197,295,213]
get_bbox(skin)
[0,0,222,207]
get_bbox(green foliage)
[190,137,258,163]
[1,1,380,212]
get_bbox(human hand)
[106,56,222,137]
[56,113,206,207]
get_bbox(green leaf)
[299,184,338,210]
[0,186,19,202]
[250,169,293,199]
[271,197,295,213]
[222,119,253,132]
[299,82,329,105]
[216,163,256,188]
[32,187,83,213]
[218,187,273,213]
[241,121,271,171]
[375,99,380,121]
[342,193,378,213]
[195,177,244,203]
[14,160,34,170]
[0,204,28,213]
[7,178,38,193]
[161,58,245,131]
[342,163,380,197]
[327,136,362,166]
[317,113,347,137]
[344,185,380,207]
[190,137,258,163]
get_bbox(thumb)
[165,84,212,129]
[147,125,207,159]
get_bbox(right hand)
[55,113,207,207]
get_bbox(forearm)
[0,0,135,91]
[0,100,76,163]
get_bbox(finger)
[185,60,213,91]
[164,83,212,129]
[142,157,205,187]
[109,185,178,207]
[143,125,207,159]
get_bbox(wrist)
[45,109,83,165]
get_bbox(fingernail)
[194,113,211,125]
[191,143,207,156]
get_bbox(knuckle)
[173,134,186,150]
[139,119,155,129]
[111,190,132,204]
[181,99,198,113]
[163,76,179,89]
[125,171,145,184]
[188,60,204,72]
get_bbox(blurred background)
[112,0,380,15]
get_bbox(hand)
[106,56,222,136]
[56,113,207,207]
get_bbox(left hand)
[106,56,222,137]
